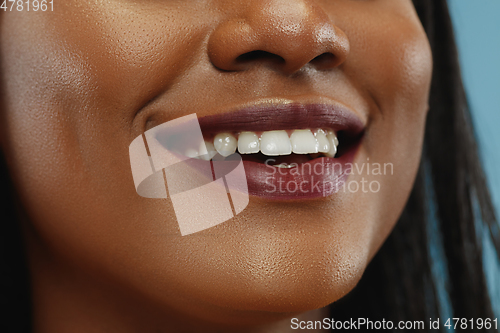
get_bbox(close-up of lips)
[0,0,499,332]
[196,102,365,199]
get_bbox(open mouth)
[189,128,337,159]
[152,101,365,200]
[195,102,365,200]
[191,128,361,167]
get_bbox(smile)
[153,101,365,200]
[188,128,339,162]
[195,101,365,200]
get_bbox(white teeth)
[185,148,199,159]
[237,131,260,154]
[314,129,330,153]
[209,129,339,158]
[328,130,339,146]
[199,141,217,161]
[325,131,338,158]
[214,132,237,157]
[290,129,319,154]
[260,130,292,156]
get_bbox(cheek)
[339,10,433,257]
[350,12,433,131]
[362,18,432,189]
[0,3,211,283]
[0,1,213,212]
[39,1,213,113]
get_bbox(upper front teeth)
[290,129,319,154]
[213,132,237,157]
[238,131,260,154]
[190,129,339,159]
[260,130,292,156]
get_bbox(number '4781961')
[1,0,53,11]
[444,318,498,330]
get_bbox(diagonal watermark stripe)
[129,114,249,236]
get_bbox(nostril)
[310,53,338,69]
[207,5,349,73]
[235,50,285,66]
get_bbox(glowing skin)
[0,0,432,332]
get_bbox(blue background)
[448,0,500,318]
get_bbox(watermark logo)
[128,114,249,236]
[263,158,393,195]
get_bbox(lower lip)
[243,144,360,200]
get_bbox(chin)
[189,242,368,317]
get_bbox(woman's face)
[1,0,431,329]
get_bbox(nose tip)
[207,0,350,75]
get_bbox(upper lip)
[197,100,366,137]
